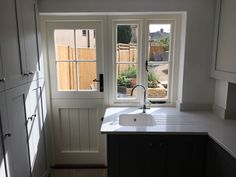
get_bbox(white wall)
[39,0,216,107]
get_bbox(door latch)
[93,74,104,92]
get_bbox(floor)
[51,169,107,177]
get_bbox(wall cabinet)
[0,93,7,177]
[0,130,7,177]
[107,135,207,177]
[0,0,28,89]
[4,84,31,177]
[211,0,236,83]
[0,0,43,91]
[0,81,48,177]
[26,80,47,177]
[0,0,47,176]
[17,0,44,82]
[0,56,5,92]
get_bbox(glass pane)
[117,64,137,98]
[78,62,97,90]
[147,64,168,99]
[54,30,75,61]
[76,29,97,60]
[148,24,170,61]
[57,62,77,91]
[116,25,138,62]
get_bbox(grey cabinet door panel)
[0,0,27,89]
[17,0,42,82]
[0,51,5,92]
[0,93,7,177]
[5,85,31,177]
[27,80,47,177]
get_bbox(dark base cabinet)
[206,138,236,177]
[107,135,207,177]
[107,134,236,177]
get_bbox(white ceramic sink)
[119,113,156,126]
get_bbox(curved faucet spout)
[131,84,146,96]
[130,84,147,113]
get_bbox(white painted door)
[47,20,106,165]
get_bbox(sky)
[149,24,171,33]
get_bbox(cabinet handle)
[23,72,29,76]
[28,116,33,121]
[28,114,36,121]
[28,71,35,75]
[0,77,6,82]
[4,132,12,137]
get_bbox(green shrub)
[120,66,137,78]
[148,71,159,88]
[117,75,131,87]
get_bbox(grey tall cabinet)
[0,0,48,177]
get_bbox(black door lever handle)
[93,79,100,82]
[93,74,103,92]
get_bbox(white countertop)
[101,107,236,159]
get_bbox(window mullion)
[74,29,79,91]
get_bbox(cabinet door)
[165,136,206,177]
[0,93,7,177]
[0,129,7,177]
[108,135,147,177]
[0,0,28,89]
[206,138,236,177]
[27,80,47,177]
[17,0,42,82]
[146,136,166,177]
[5,85,31,177]
[0,50,5,92]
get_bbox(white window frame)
[110,19,142,105]
[108,14,183,107]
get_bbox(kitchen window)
[108,14,182,106]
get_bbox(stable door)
[47,20,106,165]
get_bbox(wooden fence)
[56,45,96,90]
[56,44,166,90]
[116,43,137,73]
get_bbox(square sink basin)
[119,113,156,126]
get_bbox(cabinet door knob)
[23,72,29,76]
[0,77,6,82]
[28,116,33,121]
[28,114,36,121]
[4,132,12,137]
[29,71,35,75]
